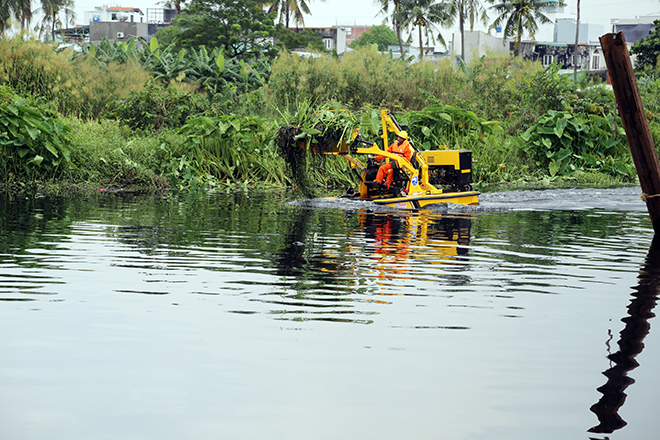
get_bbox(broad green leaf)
[438,112,452,122]
[614,160,630,175]
[150,37,159,53]
[26,126,39,140]
[176,48,187,63]
[45,141,59,157]
[553,118,567,138]
[127,38,136,55]
[549,160,560,176]
[31,155,44,166]
[556,148,572,161]
[302,127,321,136]
[480,120,503,133]
[466,110,479,121]
[538,125,555,135]
[215,53,225,73]
[6,104,19,116]
[216,120,229,134]
[583,153,597,166]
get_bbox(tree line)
[1,0,565,61]
[1,0,75,37]
[154,0,565,61]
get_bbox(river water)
[0,186,658,440]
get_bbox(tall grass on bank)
[266,47,448,112]
[0,38,149,119]
[64,118,169,188]
[265,47,543,121]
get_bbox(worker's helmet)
[398,131,408,139]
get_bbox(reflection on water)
[1,188,659,440]
[266,209,473,323]
[589,236,660,435]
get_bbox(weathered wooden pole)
[600,32,660,234]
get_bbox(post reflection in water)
[588,236,660,436]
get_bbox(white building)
[84,6,147,44]
[453,31,508,64]
[554,18,604,44]
[612,14,660,45]
[84,6,145,24]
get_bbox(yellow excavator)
[323,109,479,209]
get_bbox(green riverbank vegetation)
[2,32,659,197]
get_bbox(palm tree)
[1,0,33,33]
[34,0,75,40]
[12,0,34,30]
[400,0,455,60]
[376,0,407,55]
[487,0,564,53]
[267,0,313,28]
[449,0,488,60]
[0,0,13,34]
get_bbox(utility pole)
[573,0,580,83]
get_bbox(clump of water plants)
[275,102,358,196]
[0,92,73,182]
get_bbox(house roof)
[107,6,144,14]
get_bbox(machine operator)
[371,131,413,189]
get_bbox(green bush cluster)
[64,117,168,188]
[521,110,633,177]
[174,113,285,188]
[0,38,150,119]
[0,36,645,192]
[106,79,206,130]
[0,93,72,181]
[266,47,460,111]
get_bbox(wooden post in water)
[600,32,660,234]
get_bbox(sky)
[69,0,660,37]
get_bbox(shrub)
[506,62,574,133]
[0,96,72,181]
[0,38,150,119]
[520,110,633,178]
[176,113,285,187]
[266,48,544,117]
[106,79,206,130]
[452,55,536,122]
[65,117,168,188]
[399,104,503,151]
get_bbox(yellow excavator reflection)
[359,211,472,282]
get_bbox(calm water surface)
[1,187,658,440]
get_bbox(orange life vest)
[387,139,412,162]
